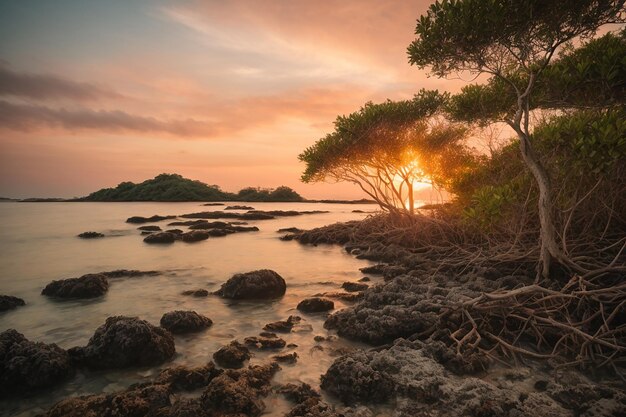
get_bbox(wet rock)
[200,363,280,417]
[263,315,301,333]
[318,292,363,302]
[189,221,230,230]
[100,269,160,279]
[248,210,328,217]
[278,227,303,233]
[297,297,334,313]
[181,288,209,297]
[137,225,161,231]
[143,232,177,244]
[342,282,369,292]
[165,228,183,234]
[160,310,212,334]
[77,231,104,239]
[42,274,109,299]
[180,230,209,242]
[0,295,25,312]
[202,202,224,206]
[126,215,176,224]
[207,228,235,237]
[244,335,286,349]
[69,316,175,369]
[272,352,298,364]
[358,276,371,282]
[141,231,154,235]
[229,225,259,232]
[0,329,73,397]
[155,362,222,391]
[168,219,208,226]
[225,205,255,210]
[216,269,286,299]
[213,341,251,369]
[359,264,386,275]
[181,211,275,221]
[279,383,344,417]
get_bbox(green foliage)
[82,174,304,202]
[462,184,517,230]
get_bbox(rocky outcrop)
[342,282,368,292]
[278,227,303,233]
[42,274,109,299]
[0,329,73,397]
[263,315,301,333]
[297,297,334,313]
[155,362,222,391]
[143,232,177,244]
[99,269,160,279]
[126,215,176,224]
[181,211,275,221]
[0,295,25,312]
[272,352,298,364]
[180,230,210,242]
[69,316,175,369]
[137,225,161,231]
[225,205,255,210]
[77,231,104,239]
[244,335,287,349]
[181,288,209,297]
[213,341,251,368]
[160,310,212,334]
[188,221,231,229]
[216,269,286,299]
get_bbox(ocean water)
[0,201,380,416]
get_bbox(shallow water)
[0,201,381,416]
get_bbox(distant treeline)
[77,174,305,202]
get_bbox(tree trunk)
[516,131,561,279]
[408,182,415,215]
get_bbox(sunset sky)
[0,0,466,199]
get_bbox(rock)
[166,228,183,234]
[272,352,298,364]
[229,225,259,232]
[202,203,224,206]
[225,205,255,210]
[181,289,209,297]
[352,210,365,213]
[359,264,386,275]
[263,315,301,333]
[358,276,371,282]
[181,211,274,221]
[168,219,208,226]
[0,295,25,312]
[189,221,231,230]
[143,232,177,244]
[42,274,109,299]
[297,297,334,313]
[279,383,343,417]
[213,341,251,369]
[69,316,175,369]
[248,210,329,217]
[342,282,369,292]
[155,362,222,391]
[77,231,104,239]
[137,225,161,231]
[180,230,210,242]
[100,269,160,278]
[141,231,154,235]
[244,336,286,349]
[126,215,176,224]
[200,363,280,417]
[216,269,286,299]
[0,329,73,397]
[160,311,212,334]
[278,227,303,233]
[318,292,363,302]
[207,228,235,237]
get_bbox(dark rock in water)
[263,315,301,333]
[181,230,210,242]
[160,310,212,334]
[318,292,363,302]
[137,225,161,231]
[358,276,371,282]
[277,227,303,233]
[0,329,74,397]
[181,288,209,297]
[225,205,255,210]
[321,350,394,404]
[229,225,259,232]
[143,232,177,244]
[69,316,175,369]
[181,211,275,221]
[42,274,109,299]
[0,295,25,312]
[189,221,230,230]
[248,210,329,217]
[206,228,235,237]
[168,219,208,226]
[126,215,176,224]
[240,212,275,220]
[165,228,183,234]
[272,352,298,364]
[100,269,160,278]
[297,297,334,313]
[359,264,386,274]
[77,231,104,239]
[278,382,321,404]
[200,363,279,417]
[156,362,223,391]
[141,231,153,235]
[213,341,251,368]
[352,209,365,213]
[244,336,286,349]
[216,269,286,299]
[341,282,369,292]
[202,202,224,206]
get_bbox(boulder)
[181,289,209,297]
[263,315,301,333]
[216,270,286,299]
[0,295,25,312]
[100,269,160,278]
[126,215,176,224]
[143,232,177,244]
[160,311,212,334]
[244,335,286,350]
[69,316,175,369]
[42,274,109,299]
[297,297,334,313]
[189,221,231,230]
[155,362,222,391]
[224,205,255,210]
[165,228,183,234]
[277,227,303,233]
[213,341,251,368]
[77,231,104,239]
[272,352,298,364]
[181,230,210,242]
[0,329,73,397]
[137,225,161,231]
[341,282,369,292]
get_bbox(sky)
[0,0,465,199]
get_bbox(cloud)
[0,64,122,101]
